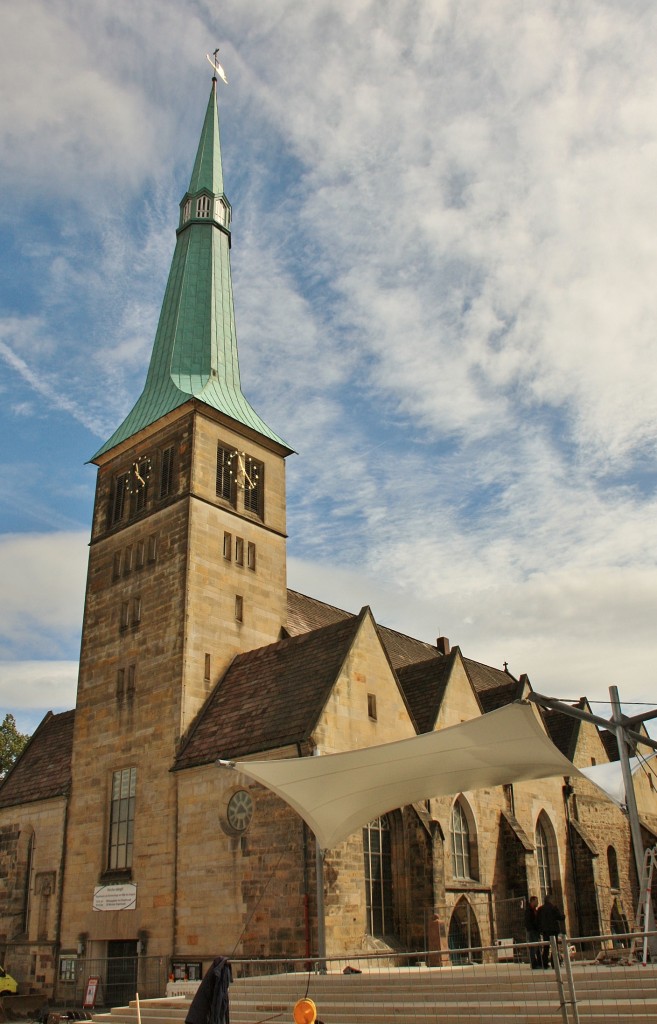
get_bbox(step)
[92,964,657,1024]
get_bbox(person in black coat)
[524,895,542,969]
[538,894,565,968]
[185,956,232,1024]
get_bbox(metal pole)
[609,686,645,882]
[560,934,581,1024]
[550,936,570,1024]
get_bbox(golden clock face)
[226,790,253,832]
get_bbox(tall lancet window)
[535,820,552,902]
[363,816,393,936]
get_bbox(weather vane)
[206,48,228,85]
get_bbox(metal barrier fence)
[57,930,657,1022]
[57,955,169,1009]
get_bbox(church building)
[1,74,655,1003]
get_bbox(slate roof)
[396,652,455,733]
[287,589,440,670]
[463,659,515,694]
[0,710,74,809]
[544,702,586,760]
[174,611,368,768]
[475,678,524,715]
[600,729,619,761]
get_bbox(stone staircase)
[93,961,657,1024]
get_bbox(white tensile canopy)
[228,702,579,849]
[581,753,657,808]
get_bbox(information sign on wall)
[93,883,137,911]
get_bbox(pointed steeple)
[93,78,288,460]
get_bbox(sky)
[1,0,657,736]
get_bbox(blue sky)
[2,0,657,736]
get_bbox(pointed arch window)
[196,195,211,218]
[535,820,552,902]
[363,816,393,936]
[450,799,472,879]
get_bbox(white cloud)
[0,532,87,659]
[2,0,657,732]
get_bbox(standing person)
[538,893,566,968]
[525,895,542,969]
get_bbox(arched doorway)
[610,899,630,947]
[448,897,482,964]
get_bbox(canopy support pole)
[609,685,645,881]
[315,840,326,971]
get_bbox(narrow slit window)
[160,445,174,498]
[131,459,150,516]
[127,665,136,696]
[113,551,122,580]
[132,597,141,627]
[110,473,129,526]
[135,540,145,569]
[235,595,243,622]
[120,601,130,631]
[247,542,256,571]
[242,455,264,518]
[204,653,211,681]
[223,532,232,560]
[123,546,133,574]
[116,668,125,698]
[235,537,244,566]
[147,535,157,562]
[367,693,377,721]
[216,444,236,504]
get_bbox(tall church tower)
[60,76,292,958]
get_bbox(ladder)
[636,844,657,964]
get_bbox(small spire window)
[182,199,192,223]
[215,198,229,226]
[196,196,211,218]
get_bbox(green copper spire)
[93,78,288,459]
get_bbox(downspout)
[54,789,71,1000]
[172,770,180,960]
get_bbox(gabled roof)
[0,710,74,809]
[174,612,369,769]
[396,651,455,733]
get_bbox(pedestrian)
[524,895,542,969]
[538,893,565,968]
